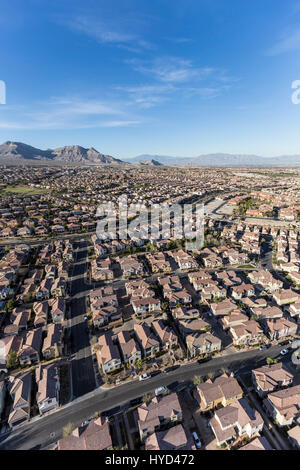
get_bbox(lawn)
[1,185,50,195]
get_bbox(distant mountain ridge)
[128,153,300,167]
[135,159,163,166]
[0,141,124,164]
[2,141,300,167]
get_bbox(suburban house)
[186,332,221,358]
[134,322,160,358]
[7,372,32,427]
[42,323,64,360]
[57,416,113,450]
[116,330,142,366]
[209,398,264,447]
[49,297,66,323]
[273,289,299,307]
[263,317,298,341]
[151,320,178,349]
[145,424,195,451]
[252,363,294,397]
[35,363,60,415]
[97,332,122,374]
[210,300,237,317]
[193,374,243,412]
[18,328,43,366]
[229,320,265,347]
[136,393,182,441]
[131,297,161,317]
[263,385,300,427]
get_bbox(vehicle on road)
[83,315,88,321]
[280,349,289,356]
[165,365,179,372]
[155,386,168,396]
[198,356,212,364]
[259,345,268,350]
[192,431,202,449]
[130,397,142,407]
[139,373,151,381]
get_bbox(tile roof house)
[57,416,113,450]
[273,289,299,307]
[220,309,249,330]
[263,384,300,426]
[186,332,221,358]
[145,424,195,450]
[97,332,122,374]
[151,320,178,349]
[116,330,141,366]
[136,393,182,441]
[263,317,298,341]
[193,373,243,412]
[18,328,43,366]
[7,372,32,427]
[209,398,264,447]
[49,297,66,323]
[229,320,265,347]
[33,301,49,328]
[134,322,160,358]
[131,297,161,317]
[35,363,60,415]
[252,362,294,397]
[210,299,237,317]
[42,323,64,360]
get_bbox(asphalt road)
[0,343,287,450]
[69,241,96,398]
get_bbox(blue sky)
[1,0,300,158]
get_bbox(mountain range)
[126,153,300,167]
[1,141,300,167]
[0,141,123,165]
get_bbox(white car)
[192,432,202,449]
[139,373,151,381]
[155,386,168,396]
[280,349,289,356]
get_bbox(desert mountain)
[127,153,300,167]
[0,141,124,164]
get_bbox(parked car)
[198,357,212,364]
[155,386,168,396]
[280,349,289,356]
[139,373,151,381]
[259,345,267,350]
[192,431,202,449]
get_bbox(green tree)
[134,359,143,370]
[6,351,19,369]
[6,299,15,314]
[142,393,151,403]
[62,422,77,438]
[193,375,203,385]
[266,357,277,365]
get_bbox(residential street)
[0,343,287,450]
[69,241,96,398]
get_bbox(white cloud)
[266,30,300,56]
[0,96,140,130]
[127,57,218,84]
[66,16,153,51]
